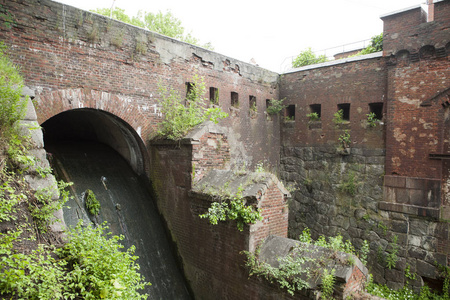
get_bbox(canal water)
[45,140,191,299]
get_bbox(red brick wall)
[382,1,450,56]
[385,57,450,179]
[149,139,295,299]
[250,180,289,252]
[192,132,230,183]
[280,56,386,150]
[0,0,280,171]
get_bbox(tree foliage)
[91,7,214,50]
[359,33,383,55]
[292,47,327,68]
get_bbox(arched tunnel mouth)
[41,108,192,299]
[42,108,146,175]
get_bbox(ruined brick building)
[0,0,449,297]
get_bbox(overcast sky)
[55,0,423,72]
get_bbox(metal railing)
[280,38,372,72]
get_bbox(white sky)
[55,0,423,72]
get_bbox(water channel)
[44,138,192,299]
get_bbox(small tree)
[292,48,327,68]
[157,74,228,140]
[91,8,214,50]
[359,33,383,55]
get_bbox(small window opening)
[309,104,321,119]
[231,92,239,108]
[369,102,383,120]
[266,99,270,109]
[186,82,194,97]
[210,87,219,105]
[285,105,295,121]
[337,103,350,121]
[249,95,257,111]
[185,82,195,106]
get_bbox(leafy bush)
[0,42,27,131]
[200,185,262,231]
[85,189,100,215]
[157,74,228,140]
[266,98,286,115]
[29,180,72,232]
[57,222,150,299]
[292,48,327,68]
[306,112,320,121]
[0,222,150,300]
[359,33,383,55]
[332,109,344,125]
[367,112,379,127]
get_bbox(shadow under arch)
[42,108,147,176]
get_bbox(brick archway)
[36,88,154,176]
[34,88,156,142]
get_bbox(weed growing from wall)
[84,189,100,216]
[306,112,320,122]
[266,98,286,115]
[332,109,344,126]
[366,112,379,127]
[157,74,228,140]
[200,185,262,231]
[242,228,368,296]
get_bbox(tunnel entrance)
[41,109,191,299]
[42,108,146,175]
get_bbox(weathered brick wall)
[192,132,230,182]
[0,0,280,171]
[280,55,386,150]
[382,0,450,56]
[279,1,450,290]
[149,136,295,299]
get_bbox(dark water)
[46,141,191,300]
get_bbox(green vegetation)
[338,171,356,196]
[386,235,399,270]
[157,74,228,140]
[0,222,149,299]
[332,109,344,125]
[292,47,327,68]
[0,43,27,136]
[85,189,100,216]
[338,130,351,149]
[30,181,72,232]
[242,243,314,296]
[200,185,262,231]
[0,44,150,299]
[91,7,213,50]
[367,112,379,127]
[266,98,286,115]
[320,268,336,300]
[306,112,320,121]
[359,33,383,55]
[243,228,368,296]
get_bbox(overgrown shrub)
[0,42,27,132]
[157,74,228,140]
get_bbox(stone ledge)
[379,201,440,219]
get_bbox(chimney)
[426,0,434,22]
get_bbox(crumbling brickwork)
[2,0,450,297]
